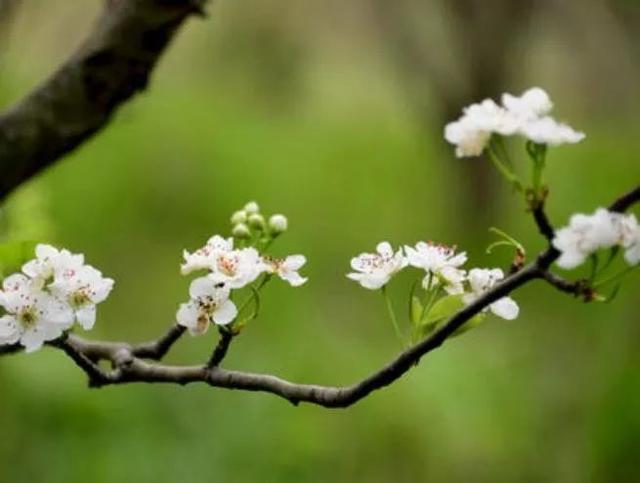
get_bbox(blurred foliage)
[0,1,639,482]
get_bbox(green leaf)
[417,293,487,339]
[0,241,37,279]
[421,294,465,326]
[451,313,487,337]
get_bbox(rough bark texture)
[0,0,207,201]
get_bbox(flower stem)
[381,286,405,347]
[593,265,638,289]
[487,142,522,192]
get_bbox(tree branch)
[2,186,638,407]
[132,324,185,359]
[0,0,208,201]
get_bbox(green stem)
[487,143,523,192]
[237,274,272,317]
[421,284,442,322]
[381,286,405,347]
[593,265,638,289]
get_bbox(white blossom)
[444,99,519,157]
[48,265,114,330]
[520,117,585,146]
[181,236,264,288]
[263,255,307,287]
[176,278,237,334]
[405,241,467,294]
[347,242,407,290]
[445,87,585,154]
[22,244,84,285]
[0,274,74,352]
[617,213,640,266]
[463,268,519,320]
[209,247,264,289]
[502,87,553,120]
[181,235,233,275]
[553,208,623,269]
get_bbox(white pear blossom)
[181,235,234,275]
[520,117,585,146]
[48,265,114,330]
[444,99,519,157]
[176,278,237,334]
[0,274,74,352]
[181,236,264,288]
[405,241,467,294]
[209,246,264,289]
[553,208,623,269]
[502,87,553,120]
[445,87,585,155]
[263,255,307,287]
[22,244,84,285]
[347,242,407,290]
[615,213,640,266]
[463,268,519,320]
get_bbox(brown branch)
[610,186,640,213]
[132,324,186,359]
[2,186,638,407]
[48,337,115,387]
[207,328,234,368]
[0,0,208,201]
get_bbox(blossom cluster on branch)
[0,245,113,352]
[0,86,637,409]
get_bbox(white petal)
[280,271,307,287]
[0,315,20,345]
[176,302,199,329]
[75,305,97,330]
[284,255,306,271]
[189,277,218,299]
[212,300,238,326]
[490,297,519,320]
[376,242,393,257]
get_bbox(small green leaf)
[421,294,465,326]
[0,241,37,279]
[451,313,487,337]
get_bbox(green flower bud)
[268,214,288,234]
[244,201,260,215]
[231,210,247,225]
[232,223,251,239]
[248,213,265,230]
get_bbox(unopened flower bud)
[244,201,260,215]
[231,210,247,225]
[248,213,265,230]
[268,214,288,234]
[232,223,251,239]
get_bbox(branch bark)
[0,0,207,201]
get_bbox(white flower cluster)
[0,244,114,353]
[347,241,519,320]
[553,209,640,269]
[178,202,307,335]
[445,87,585,157]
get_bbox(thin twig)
[132,324,186,360]
[207,329,234,368]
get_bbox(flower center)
[217,255,238,276]
[17,306,38,329]
[70,290,91,308]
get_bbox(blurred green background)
[0,0,639,481]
